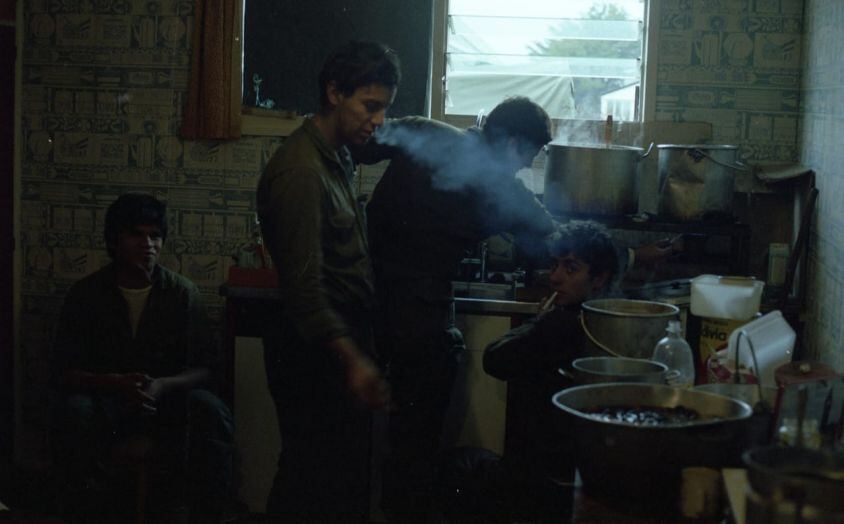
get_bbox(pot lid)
[657,144,738,150]
[545,142,643,152]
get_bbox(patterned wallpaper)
[800,0,844,368]
[655,0,804,163]
[16,0,832,467]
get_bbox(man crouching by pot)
[481,220,618,521]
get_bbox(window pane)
[449,17,642,51]
[444,0,645,121]
[243,0,432,118]
[449,0,643,19]
[448,54,641,78]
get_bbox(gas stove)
[625,278,691,303]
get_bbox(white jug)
[725,310,795,388]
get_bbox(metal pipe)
[479,242,488,282]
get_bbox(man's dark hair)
[318,40,401,107]
[549,220,617,279]
[104,192,168,259]
[482,96,552,151]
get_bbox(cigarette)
[542,292,558,311]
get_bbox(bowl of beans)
[552,383,753,504]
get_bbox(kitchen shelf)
[554,214,752,275]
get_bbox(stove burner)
[626,279,691,300]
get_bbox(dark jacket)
[483,305,589,479]
[53,263,214,382]
[360,117,555,291]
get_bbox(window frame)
[235,1,304,137]
[431,0,660,128]
[235,0,661,137]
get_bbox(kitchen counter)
[454,297,540,316]
[219,284,540,316]
[217,283,540,387]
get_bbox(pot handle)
[637,142,655,161]
[579,312,623,357]
[690,148,751,172]
[557,367,575,381]
[663,369,682,386]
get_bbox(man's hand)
[60,370,157,413]
[110,372,150,396]
[328,336,391,410]
[143,377,171,404]
[111,372,157,413]
[346,353,391,410]
[633,235,682,267]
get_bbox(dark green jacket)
[256,118,374,346]
[483,305,586,476]
[53,263,214,382]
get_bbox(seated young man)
[484,220,617,380]
[51,193,236,523]
[481,220,618,518]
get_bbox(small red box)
[227,267,278,288]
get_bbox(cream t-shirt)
[119,285,152,337]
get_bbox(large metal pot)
[580,298,679,359]
[552,383,753,501]
[543,142,653,216]
[657,144,746,222]
[562,356,668,384]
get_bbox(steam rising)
[552,118,644,148]
[373,121,516,192]
[372,120,547,230]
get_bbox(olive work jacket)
[257,117,376,347]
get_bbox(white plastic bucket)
[690,275,764,321]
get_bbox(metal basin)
[694,383,777,451]
[693,383,777,411]
[564,356,668,384]
[581,298,679,359]
[552,383,753,500]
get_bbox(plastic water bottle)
[652,320,695,388]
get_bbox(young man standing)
[255,40,400,522]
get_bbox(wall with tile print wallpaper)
[15,0,824,467]
[800,0,844,367]
[17,0,283,466]
[654,0,804,163]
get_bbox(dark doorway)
[0,23,15,479]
